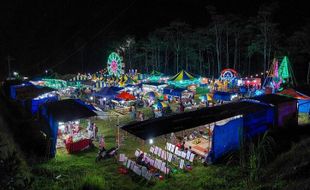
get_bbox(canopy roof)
[150,70,163,76]
[250,94,297,105]
[14,84,55,100]
[170,70,195,82]
[42,99,97,122]
[93,87,118,98]
[116,91,136,101]
[277,88,310,100]
[122,101,270,140]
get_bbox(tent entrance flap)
[211,116,243,161]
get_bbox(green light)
[279,56,290,83]
[107,52,123,77]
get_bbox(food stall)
[40,99,97,157]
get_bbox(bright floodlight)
[13,71,18,76]
[149,139,153,144]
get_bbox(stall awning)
[116,91,136,101]
[11,83,55,100]
[277,88,310,100]
[92,87,118,98]
[250,94,297,105]
[41,99,97,122]
[122,101,270,140]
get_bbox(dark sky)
[0,0,309,78]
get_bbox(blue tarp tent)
[243,101,274,138]
[40,99,97,157]
[10,82,33,99]
[163,87,186,97]
[9,82,57,114]
[213,91,237,101]
[298,100,310,113]
[209,117,243,161]
[26,96,59,114]
[92,87,119,99]
[277,88,310,113]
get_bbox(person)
[189,133,193,140]
[180,141,185,151]
[183,135,188,141]
[179,103,185,113]
[130,106,136,120]
[64,124,69,134]
[93,123,98,140]
[137,152,144,165]
[139,112,144,121]
[99,135,105,150]
[88,122,94,139]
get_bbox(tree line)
[112,4,309,82]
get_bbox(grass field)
[31,107,246,190]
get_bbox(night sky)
[0,0,309,78]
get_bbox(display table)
[65,138,92,153]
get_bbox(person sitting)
[180,141,185,151]
[189,134,194,140]
[176,142,182,149]
[144,157,151,170]
[137,152,144,165]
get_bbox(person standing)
[99,135,105,150]
[93,123,98,140]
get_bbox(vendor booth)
[40,99,97,157]
[213,91,238,102]
[92,87,119,100]
[277,88,310,114]
[168,70,200,88]
[122,99,276,162]
[10,83,58,114]
[142,82,168,93]
[250,94,298,128]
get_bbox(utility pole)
[307,62,310,85]
[6,55,15,78]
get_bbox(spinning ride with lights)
[220,69,238,81]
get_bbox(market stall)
[277,88,310,113]
[40,99,97,157]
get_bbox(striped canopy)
[150,70,163,76]
[170,70,195,82]
[153,101,169,109]
[144,91,160,98]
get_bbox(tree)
[257,3,279,74]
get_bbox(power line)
[49,0,137,72]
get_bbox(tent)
[9,83,57,114]
[170,70,195,82]
[150,70,163,76]
[250,94,298,127]
[122,100,274,162]
[40,99,97,157]
[163,87,186,97]
[10,82,49,100]
[144,91,159,99]
[213,91,238,101]
[153,101,169,109]
[92,87,118,99]
[116,91,136,101]
[277,88,310,113]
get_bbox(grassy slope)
[0,110,32,188]
[262,137,310,190]
[31,107,245,190]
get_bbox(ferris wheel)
[107,52,124,77]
